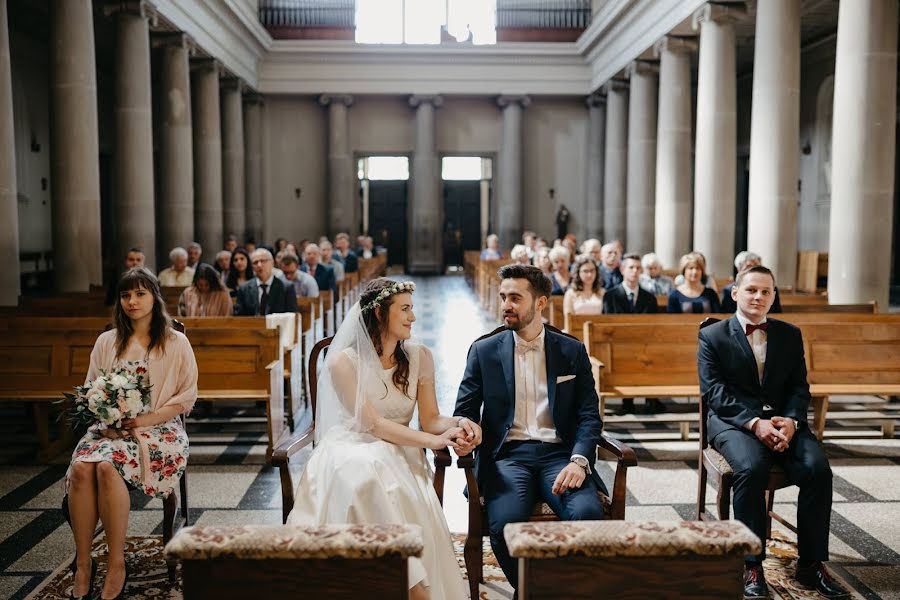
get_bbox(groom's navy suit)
[455,324,606,586]
[698,316,832,562]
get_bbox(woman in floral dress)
[66,268,198,600]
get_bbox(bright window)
[442,157,485,181]
[359,156,410,181]
[355,0,496,45]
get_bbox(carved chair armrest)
[456,452,484,535]
[272,424,315,524]
[596,432,636,520]
[432,448,452,506]
[597,431,637,467]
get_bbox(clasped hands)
[752,416,796,452]
[433,417,482,456]
[98,414,155,440]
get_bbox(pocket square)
[556,375,576,383]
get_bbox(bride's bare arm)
[415,346,463,436]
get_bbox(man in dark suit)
[603,253,659,314]
[333,232,359,274]
[698,265,847,599]
[720,251,783,314]
[300,243,336,294]
[234,249,298,316]
[455,264,606,592]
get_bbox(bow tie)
[745,322,769,336]
[516,340,542,354]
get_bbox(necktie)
[258,283,269,316]
[745,321,768,336]
[627,291,635,306]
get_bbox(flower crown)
[361,281,416,314]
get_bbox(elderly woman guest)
[534,247,552,275]
[158,247,195,287]
[510,244,531,265]
[563,256,605,318]
[66,268,197,600]
[639,252,675,296]
[225,247,253,295]
[178,263,233,317]
[667,252,721,313]
[480,234,502,260]
[548,245,571,295]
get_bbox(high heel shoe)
[69,558,96,600]
[101,563,128,600]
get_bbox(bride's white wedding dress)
[287,341,467,600]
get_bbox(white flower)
[109,375,129,390]
[125,397,144,416]
[105,407,122,424]
[87,393,103,411]
[125,389,142,404]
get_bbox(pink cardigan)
[87,328,199,418]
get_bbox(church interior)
[1,0,899,598]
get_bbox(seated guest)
[534,247,552,275]
[301,243,336,294]
[273,238,288,253]
[234,249,297,316]
[333,232,359,273]
[599,242,623,290]
[178,263,232,317]
[522,230,538,260]
[357,236,374,259]
[564,256,605,317]
[280,253,319,298]
[548,246,571,295]
[284,242,299,257]
[354,235,368,258]
[639,252,675,296]
[698,265,847,599]
[106,247,146,305]
[320,240,345,282]
[720,251,783,314]
[225,247,253,294]
[674,250,719,294]
[224,234,238,253]
[580,238,602,264]
[213,250,231,275]
[561,237,577,263]
[244,239,257,254]
[510,244,531,265]
[668,252,721,313]
[480,234,502,260]
[158,247,195,287]
[604,253,658,314]
[187,242,202,269]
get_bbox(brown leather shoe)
[795,562,850,599]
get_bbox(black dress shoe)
[70,558,97,600]
[795,562,850,598]
[101,563,129,600]
[743,563,768,599]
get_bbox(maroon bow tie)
[745,322,769,336]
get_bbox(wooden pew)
[320,290,335,337]
[581,317,900,440]
[547,295,565,330]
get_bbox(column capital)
[408,94,443,109]
[602,79,629,95]
[692,2,747,31]
[319,94,354,108]
[151,31,195,54]
[220,77,244,93]
[103,0,157,24]
[190,57,220,75]
[585,92,606,108]
[625,60,659,79]
[496,94,531,109]
[653,35,698,58]
[243,93,265,107]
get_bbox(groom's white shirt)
[507,327,561,443]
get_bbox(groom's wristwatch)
[571,455,591,475]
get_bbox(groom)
[454,264,606,591]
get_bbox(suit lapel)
[760,319,777,388]
[729,315,759,385]
[248,280,260,315]
[545,328,558,414]
[499,331,516,415]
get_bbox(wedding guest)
[225,247,253,294]
[604,254,658,314]
[563,256,605,318]
[301,243,336,294]
[177,263,232,317]
[280,253,319,298]
[213,250,231,275]
[273,238,288,254]
[244,240,257,254]
[548,246,571,295]
[581,238,602,264]
[599,242,623,290]
[522,230,538,260]
[667,252,721,313]
[234,249,297,316]
[65,268,197,600]
[186,242,202,269]
[639,252,675,296]
[333,232,359,273]
[674,250,720,294]
[535,247,552,275]
[224,235,238,253]
[720,251,783,314]
[158,247,195,287]
[106,248,146,306]
[320,239,345,282]
[510,244,531,266]
[480,234,502,260]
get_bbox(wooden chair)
[62,320,190,582]
[457,427,636,599]
[272,336,452,523]
[695,317,796,541]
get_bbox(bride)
[288,278,473,600]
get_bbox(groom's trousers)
[485,440,604,588]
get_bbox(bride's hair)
[361,278,411,398]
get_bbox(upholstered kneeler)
[505,520,762,599]
[166,524,423,599]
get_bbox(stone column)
[244,94,264,244]
[692,3,741,278]
[221,78,246,242]
[625,61,658,255]
[747,0,801,286]
[107,0,156,271]
[828,0,898,309]
[584,93,605,240]
[156,33,194,261]
[0,0,18,305]
[654,36,696,269]
[496,95,530,249]
[320,94,355,236]
[49,0,102,291]
[408,94,443,273]
[191,59,223,252]
[603,80,628,244]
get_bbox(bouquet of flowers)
[60,367,152,430]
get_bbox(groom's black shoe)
[795,562,850,598]
[743,563,767,599]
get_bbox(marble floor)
[1,275,899,599]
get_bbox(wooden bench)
[505,520,760,599]
[581,317,900,440]
[651,291,876,312]
[166,524,423,600]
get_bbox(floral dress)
[66,359,189,499]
